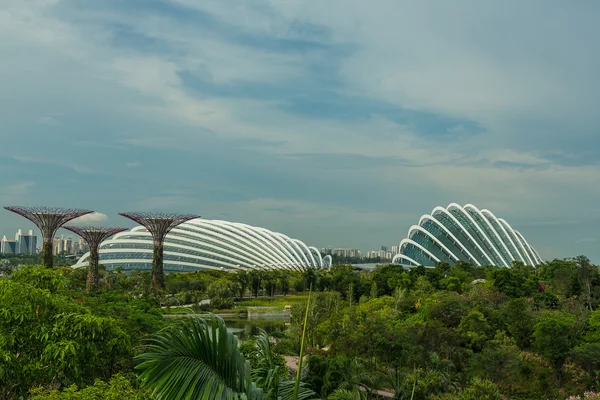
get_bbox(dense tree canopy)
[2,255,600,399]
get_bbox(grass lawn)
[232,293,309,311]
[161,292,310,314]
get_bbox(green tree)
[502,298,535,349]
[29,375,151,400]
[533,311,577,383]
[457,310,492,351]
[321,356,373,399]
[207,279,235,309]
[0,278,131,399]
[135,315,319,400]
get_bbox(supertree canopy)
[63,226,127,292]
[4,206,93,268]
[118,212,200,292]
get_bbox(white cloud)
[1,1,599,259]
[71,212,109,224]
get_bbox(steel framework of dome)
[72,219,331,272]
[392,203,542,268]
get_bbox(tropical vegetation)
[2,255,600,399]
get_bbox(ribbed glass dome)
[73,219,331,272]
[393,203,542,268]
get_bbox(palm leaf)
[135,314,262,400]
[326,389,362,400]
[278,380,321,400]
[253,328,320,400]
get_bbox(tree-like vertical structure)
[118,212,200,293]
[3,206,93,268]
[63,226,127,292]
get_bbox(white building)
[1,229,37,255]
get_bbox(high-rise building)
[1,236,16,255]
[52,235,87,255]
[1,229,37,255]
[391,245,399,255]
[320,247,332,255]
[79,237,89,253]
[54,236,65,255]
[15,229,37,255]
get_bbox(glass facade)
[73,219,327,272]
[394,203,542,268]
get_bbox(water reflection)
[224,319,288,340]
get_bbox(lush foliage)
[135,315,319,400]
[4,255,600,399]
[29,375,151,400]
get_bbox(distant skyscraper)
[78,237,89,253]
[1,236,16,255]
[1,229,37,255]
[54,236,65,255]
[15,229,37,255]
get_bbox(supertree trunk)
[87,246,100,292]
[152,242,165,294]
[118,212,199,297]
[42,236,54,269]
[4,206,93,268]
[62,226,127,293]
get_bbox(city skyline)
[1,2,599,262]
[0,223,399,259]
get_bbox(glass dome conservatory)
[393,203,542,268]
[73,219,331,272]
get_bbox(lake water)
[225,318,288,340]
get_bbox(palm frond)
[326,389,362,400]
[278,380,321,400]
[252,330,281,399]
[135,314,262,400]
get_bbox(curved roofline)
[464,203,514,267]
[407,225,459,262]
[399,238,441,264]
[178,222,289,267]
[498,218,535,266]
[308,246,323,267]
[111,227,284,269]
[398,203,542,269]
[417,214,481,265]
[392,253,419,266]
[447,203,509,267]
[480,209,527,263]
[74,219,324,272]
[514,229,543,265]
[432,206,494,265]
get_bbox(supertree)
[4,206,93,268]
[63,226,127,292]
[118,212,200,293]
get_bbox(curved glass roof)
[393,203,542,268]
[73,219,331,272]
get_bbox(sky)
[0,0,599,261]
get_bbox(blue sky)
[1,0,599,261]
